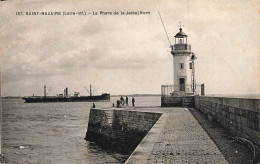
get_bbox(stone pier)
[85,104,256,163]
[125,107,227,163]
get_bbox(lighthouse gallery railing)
[161,84,203,96]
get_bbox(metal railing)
[173,44,191,51]
[171,44,192,55]
[161,84,203,96]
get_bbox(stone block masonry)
[85,108,161,157]
[161,96,194,107]
[194,96,260,162]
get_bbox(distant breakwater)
[85,109,161,157]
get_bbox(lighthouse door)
[179,78,185,91]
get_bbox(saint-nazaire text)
[16,11,151,16]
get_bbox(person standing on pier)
[132,97,135,107]
[125,96,128,106]
[120,96,124,107]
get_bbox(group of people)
[93,96,135,109]
[117,96,135,108]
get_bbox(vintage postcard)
[0,0,259,163]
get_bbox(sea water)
[2,96,161,164]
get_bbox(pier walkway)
[125,107,253,164]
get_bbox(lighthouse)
[160,23,202,107]
[171,27,196,95]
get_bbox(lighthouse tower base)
[161,95,195,107]
[171,91,194,96]
[160,84,204,107]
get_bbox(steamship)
[22,84,110,103]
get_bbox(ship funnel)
[64,87,68,96]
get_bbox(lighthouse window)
[179,63,184,70]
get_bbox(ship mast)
[84,84,97,96]
[90,84,92,96]
[44,79,47,98]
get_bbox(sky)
[0,0,259,96]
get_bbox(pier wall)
[195,96,260,160]
[161,96,194,107]
[85,109,161,155]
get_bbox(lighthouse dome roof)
[174,28,188,38]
